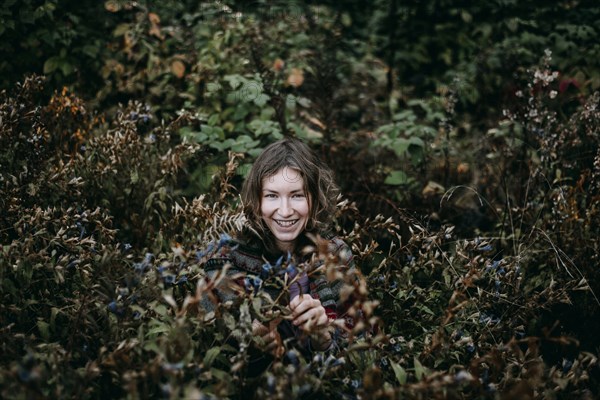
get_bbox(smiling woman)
[201,137,355,375]
[260,167,310,251]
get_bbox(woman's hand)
[289,294,332,350]
[252,318,284,358]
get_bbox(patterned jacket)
[200,234,355,354]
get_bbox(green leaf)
[231,135,259,152]
[37,320,50,341]
[461,11,472,23]
[391,139,410,157]
[153,304,168,317]
[113,23,131,37]
[384,170,409,186]
[223,313,236,331]
[43,57,60,74]
[203,347,221,368]
[130,169,139,184]
[232,106,250,121]
[211,368,231,381]
[418,304,435,315]
[143,341,162,354]
[414,357,427,381]
[82,44,99,57]
[393,110,417,123]
[207,114,221,127]
[206,82,222,93]
[147,324,170,337]
[50,307,60,328]
[391,361,407,385]
[253,93,269,107]
[224,74,243,90]
[408,136,425,147]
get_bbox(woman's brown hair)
[241,138,339,253]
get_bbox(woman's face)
[261,167,310,252]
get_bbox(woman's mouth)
[274,219,298,228]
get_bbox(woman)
[201,137,354,363]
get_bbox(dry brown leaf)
[422,181,445,198]
[148,12,161,25]
[104,1,120,12]
[457,162,470,174]
[171,60,186,78]
[272,58,285,72]
[148,13,164,39]
[287,68,304,88]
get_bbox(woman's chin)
[273,233,300,250]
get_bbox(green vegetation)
[1,1,599,398]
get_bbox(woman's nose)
[278,197,293,217]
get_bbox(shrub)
[2,69,600,398]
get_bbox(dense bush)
[1,1,600,399]
[1,68,599,398]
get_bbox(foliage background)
[1,0,599,398]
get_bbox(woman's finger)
[294,307,328,329]
[290,295,320,316]
[264,333,277,350]
[289,294,318,310]
[252,319,270,336]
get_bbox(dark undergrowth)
[1,1,600,398]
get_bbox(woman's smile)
[274,219,299,228]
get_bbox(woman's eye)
[292,193,305,198]
[264,193,277,198]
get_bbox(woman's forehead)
[262,167,304,190]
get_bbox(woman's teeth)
[275,219,298,227]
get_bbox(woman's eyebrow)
[262,188,304,194]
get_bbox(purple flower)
[244,277,252,293]
[252,277,262,293]
[143,252,154,264]
[261,262,273,279]
[285,263,297,275]
[108,300,124,317]
[275,255,284,270]
[267,375,276,394]
[479,244,493,252]
[562,358,573,373]
[196,243,214,260]
[286,350,300,367]
[76,221,86,239]
[331,357,344,367]
[515,330,525,339]
[217,233,232,249]
[133,263,146,274]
